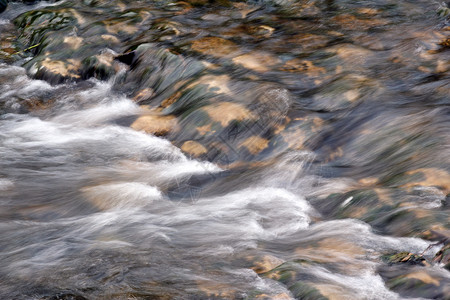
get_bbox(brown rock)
[133,88,155,103]
[280,59,326,77]
[39,58,81,80]
[181,141,208,157]
[63,36,83,50]
[233,52,281,72]
[131,114,177,136]
[239,136,269,155]
[201,102,256,127]
[191,37,239,58]
[402,168,450,194]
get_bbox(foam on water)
[1,86,435,297]
[81,182,163,210]
[0,57,447,298]
[0,63,18,73]
[310,268,400,300]
[0,178,13,191]
[306,219,430,253]
[51,99,140,126]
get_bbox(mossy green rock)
[289,282,328,300]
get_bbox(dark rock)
[289,282,328,300]
[378,266,449,300]
[433,244,450,270]
[40,293,88,300]
[0,0,7,13]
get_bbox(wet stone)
[246,254,285,274]
[232,52,281,72]
[1,0,450,298]
[190,36,239,58]
[181,140,208,158]
[262,262,332,300]
[421,228,450,243]
[382,252,427,266]
[378,266,450,299]
[63,36,83,50]
[33,58,82,84]
[130,114,178,136]
[252,293,292,300]
[288,282,328,300]
[238,136,270,155]
[81,51,121,80]
[330,14,388,31]
[433,244,450,270]
[133,88,155,103]
[201,102,256,127]
[118,45,206,106]
[313,189,381,220]
[40,293,88,300]
[280,59,326,77]
[286,33,330,52]
[400,168,450,194]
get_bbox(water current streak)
[0,0,449,299]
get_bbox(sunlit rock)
[232,2,259,19]
[379,265,449,299]
[331,14,388,30]
[263,262,330,299]
[295,237,366,263]
[248,254,285,274]
[104,19,139,35]
[181,140,208,157]
[433,244,450,270]
[328,44,374,66]
[63,36,83,50]
[401,168,450,194]
[239,136,269,155]
[280,59,326,77]
[382,252,427,266]
[233,52,281,72]
[36,58,81,82]
[191,36,239,58]
[356,8,382,16]
[188,74,232,95]
[81,50,121,80]
[131,114,178,136]
[133,88,155,103]
[286,33,330,51]
[253,293,292,299]
[201,102,256,127]
[101,34,120,44]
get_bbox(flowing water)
[0,0,449,299]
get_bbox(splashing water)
[0,0,449,299]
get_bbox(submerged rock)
[34,58,82,83]
[289,282,328,300]
[378,265,450,299]
[181,140,208,157]
[191,36,239,58]
[232,51,281,72]
[130,114,178,136]
[40,293,88,300]
[433,244,450,270]
[263,262,330,300]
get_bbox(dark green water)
[0,0,449,299]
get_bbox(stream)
[0,0,449,299]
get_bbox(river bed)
[0,0,449,299]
